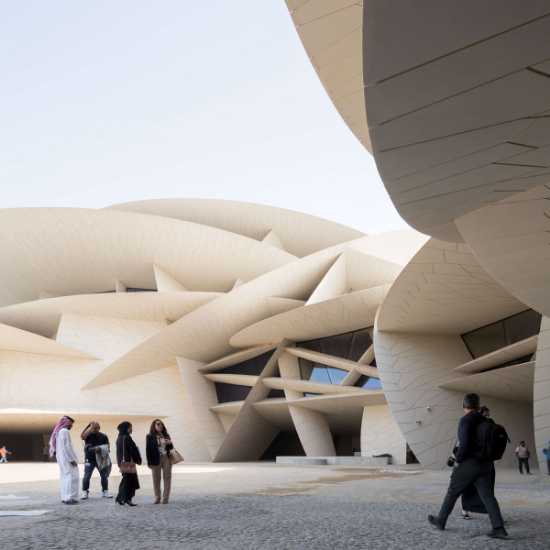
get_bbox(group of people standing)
[49,416,178,506]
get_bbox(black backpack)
[473,418,509,462]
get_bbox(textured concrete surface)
[0,463,548,549]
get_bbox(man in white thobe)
[50,416,79,504]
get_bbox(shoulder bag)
[120,436,137,474]
[169,448,184,465]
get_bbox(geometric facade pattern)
[286,0,550,471]
[0,200,427,464]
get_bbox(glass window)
[217,350,275,376]
[309,366,331,384]
[126,288,157,292]
[462,309,542,359]
[462,321,507,359]
[364,378,382,389]
[326,367,348,384]
[353,375,382,389]
[299,358,347,385]
[347,328,373,362]
[296,339,322,353]
[504,310,542,345]
[214,383,252,404]
[319,332,353,359]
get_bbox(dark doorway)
[260,432,305,460]
[0,433,48,461]
[406,443,419,464]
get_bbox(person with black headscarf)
[115,421,141,506]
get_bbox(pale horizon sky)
[1,1,410,236]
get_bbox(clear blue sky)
[1,0,409,235]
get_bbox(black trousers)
[437,458,504,529]
[518,457,530,473]
[547,459,550,474]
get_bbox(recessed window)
[296,327,377,386]
[462,309,542,359]
[125,288,157,292]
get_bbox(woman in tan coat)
[145,419,173,504]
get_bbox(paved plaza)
[0,463,548,549]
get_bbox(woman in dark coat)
[115,421,142,506]
[146,419,174,504]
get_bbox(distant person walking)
[43,445,49,462]
[543,441,550,475]
[0,447,11,463]
[146,419,174,504]
[80,421,113,499]
[49,416,79,504]
[516,441,532,475]
[428,393,507,539]
[115,422,141,506]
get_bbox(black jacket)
[455,411,486,464]
[116,434,142,468]
[146,434,174,467]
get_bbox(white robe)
[56,428,79,501]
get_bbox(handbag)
[169,448,184,465]
[120,436,137,474]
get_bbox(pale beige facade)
[0,201,427,465]
[286,0,550,471]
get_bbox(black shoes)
[428,515,445,530]
[486,527,508,538]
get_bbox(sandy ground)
[0,461,547,506]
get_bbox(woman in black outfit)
[115,421,142,506]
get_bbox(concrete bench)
[276,456,390,466]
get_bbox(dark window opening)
[126,288,157,292]
[296,327,373,362]
[461,309,542,359]
[296,327,376,386]
[214,383,252,404]
[216,350,275,377]
[267,389,285,398]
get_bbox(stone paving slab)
[0,491,547,549]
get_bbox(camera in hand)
[446,444,458,468]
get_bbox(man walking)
[516,441,532,475]
[428,393,507,539]
[80,421,112,499]
[0,447,11,463]
[49,416,79,504]
[43,445,49,462]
